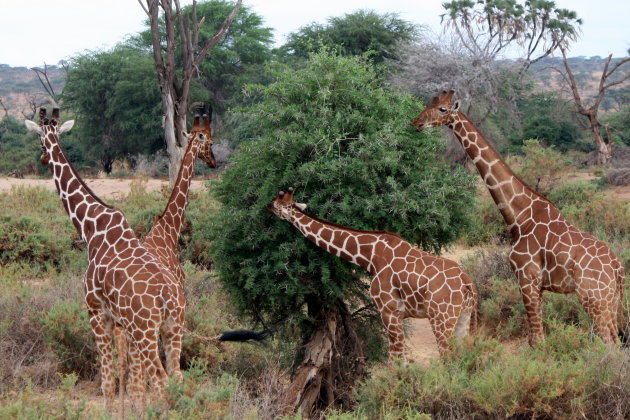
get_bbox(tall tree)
[441,0,582,72]
[554,43,630,164]
[63,47,163,172]
[207,51,475,417]
[138,0,241,184]
[279,9,419,64]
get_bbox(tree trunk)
[161,90,190,184]
[587,113,612,165]
[281,299,366,418]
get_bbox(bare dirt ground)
[0,176,208,199]
[404,245,479,365]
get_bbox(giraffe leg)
[517,274,545,346]
[126,341,146,416]
[427,301,459,356]
[161,319,184,382]
[576,288,618,345]
[379,309,405,361]
[136,325,169,405]
[88,310,116,411]
[113,325,127,418]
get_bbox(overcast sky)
[1,0,628,68]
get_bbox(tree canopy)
[279,10,420,64]
[206,51,476,325]
[62,47,163,172]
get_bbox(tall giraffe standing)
[269,188,477,358]
[114,113,216,388]
[25,108,186,409]
[412,90,625,345]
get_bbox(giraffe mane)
[457,110,559,211]
[291,204,402,239]
[49,130,115,210]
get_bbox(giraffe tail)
[182,326,271,344]
[617,266,628,347]
[469,282,479,336]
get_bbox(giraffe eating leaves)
[412,90,625,346]
[269,188,477,359]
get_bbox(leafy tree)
[603,104,630,146]
[192,1,273,114]
[63,47,163,173]
[515,92,582,151]
[133,1,274,117]
[0,116,39,175]
[206,51,475,415]
[278,10,420,64]
[138,0,242,184]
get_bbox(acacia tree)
[207,51,475,417]
[139,0,241,183]
[554,44,630,164]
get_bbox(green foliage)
[548,180,630,243]
[603,103,630,146]
[0,186,82,271]
[517,139,570,193]
[279,10,419,64]
[63,46,162,172]
[0,116,40,176]
[510,92,585,152]
[39,300,96,378]
[462,191,507,246]
[208,50,476,330]
[352,327,629,419]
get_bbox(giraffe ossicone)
[412,90,625,346]
[269,187,478,359]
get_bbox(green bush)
[352,326,629,420]
[0,186,84,273]
[39,300,96,379]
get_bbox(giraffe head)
[268,187,308,220]
[24,108,75,165]
[184,113,216,168]
[411,90,460,131]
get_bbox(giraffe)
[25,108,186,410]
[268,188,477,359]
[412,90,625,346]
[114,112,216,391]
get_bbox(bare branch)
[194,0,242,67]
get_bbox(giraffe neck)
[288,208,384,273]
[43,131,118,243]
[145,137,201,248]
[449,111,542,227]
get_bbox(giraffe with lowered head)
[269,188,477,358]
[412,90,625,345]
[25,108,186,409]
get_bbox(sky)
[1,0,628,68]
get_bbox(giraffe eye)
[438,107,447,113]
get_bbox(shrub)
[605,168,630,186]
[352,326,630,419]
[39,300,97,379]
[0,186,83,272]
[517,139,570,194]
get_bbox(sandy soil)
[0,176,208,200]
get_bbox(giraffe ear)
[294,203,307,211]
[453,101,460,111]
[59,120,75,134]
[24,120,42,134]
[182,130,190,137]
